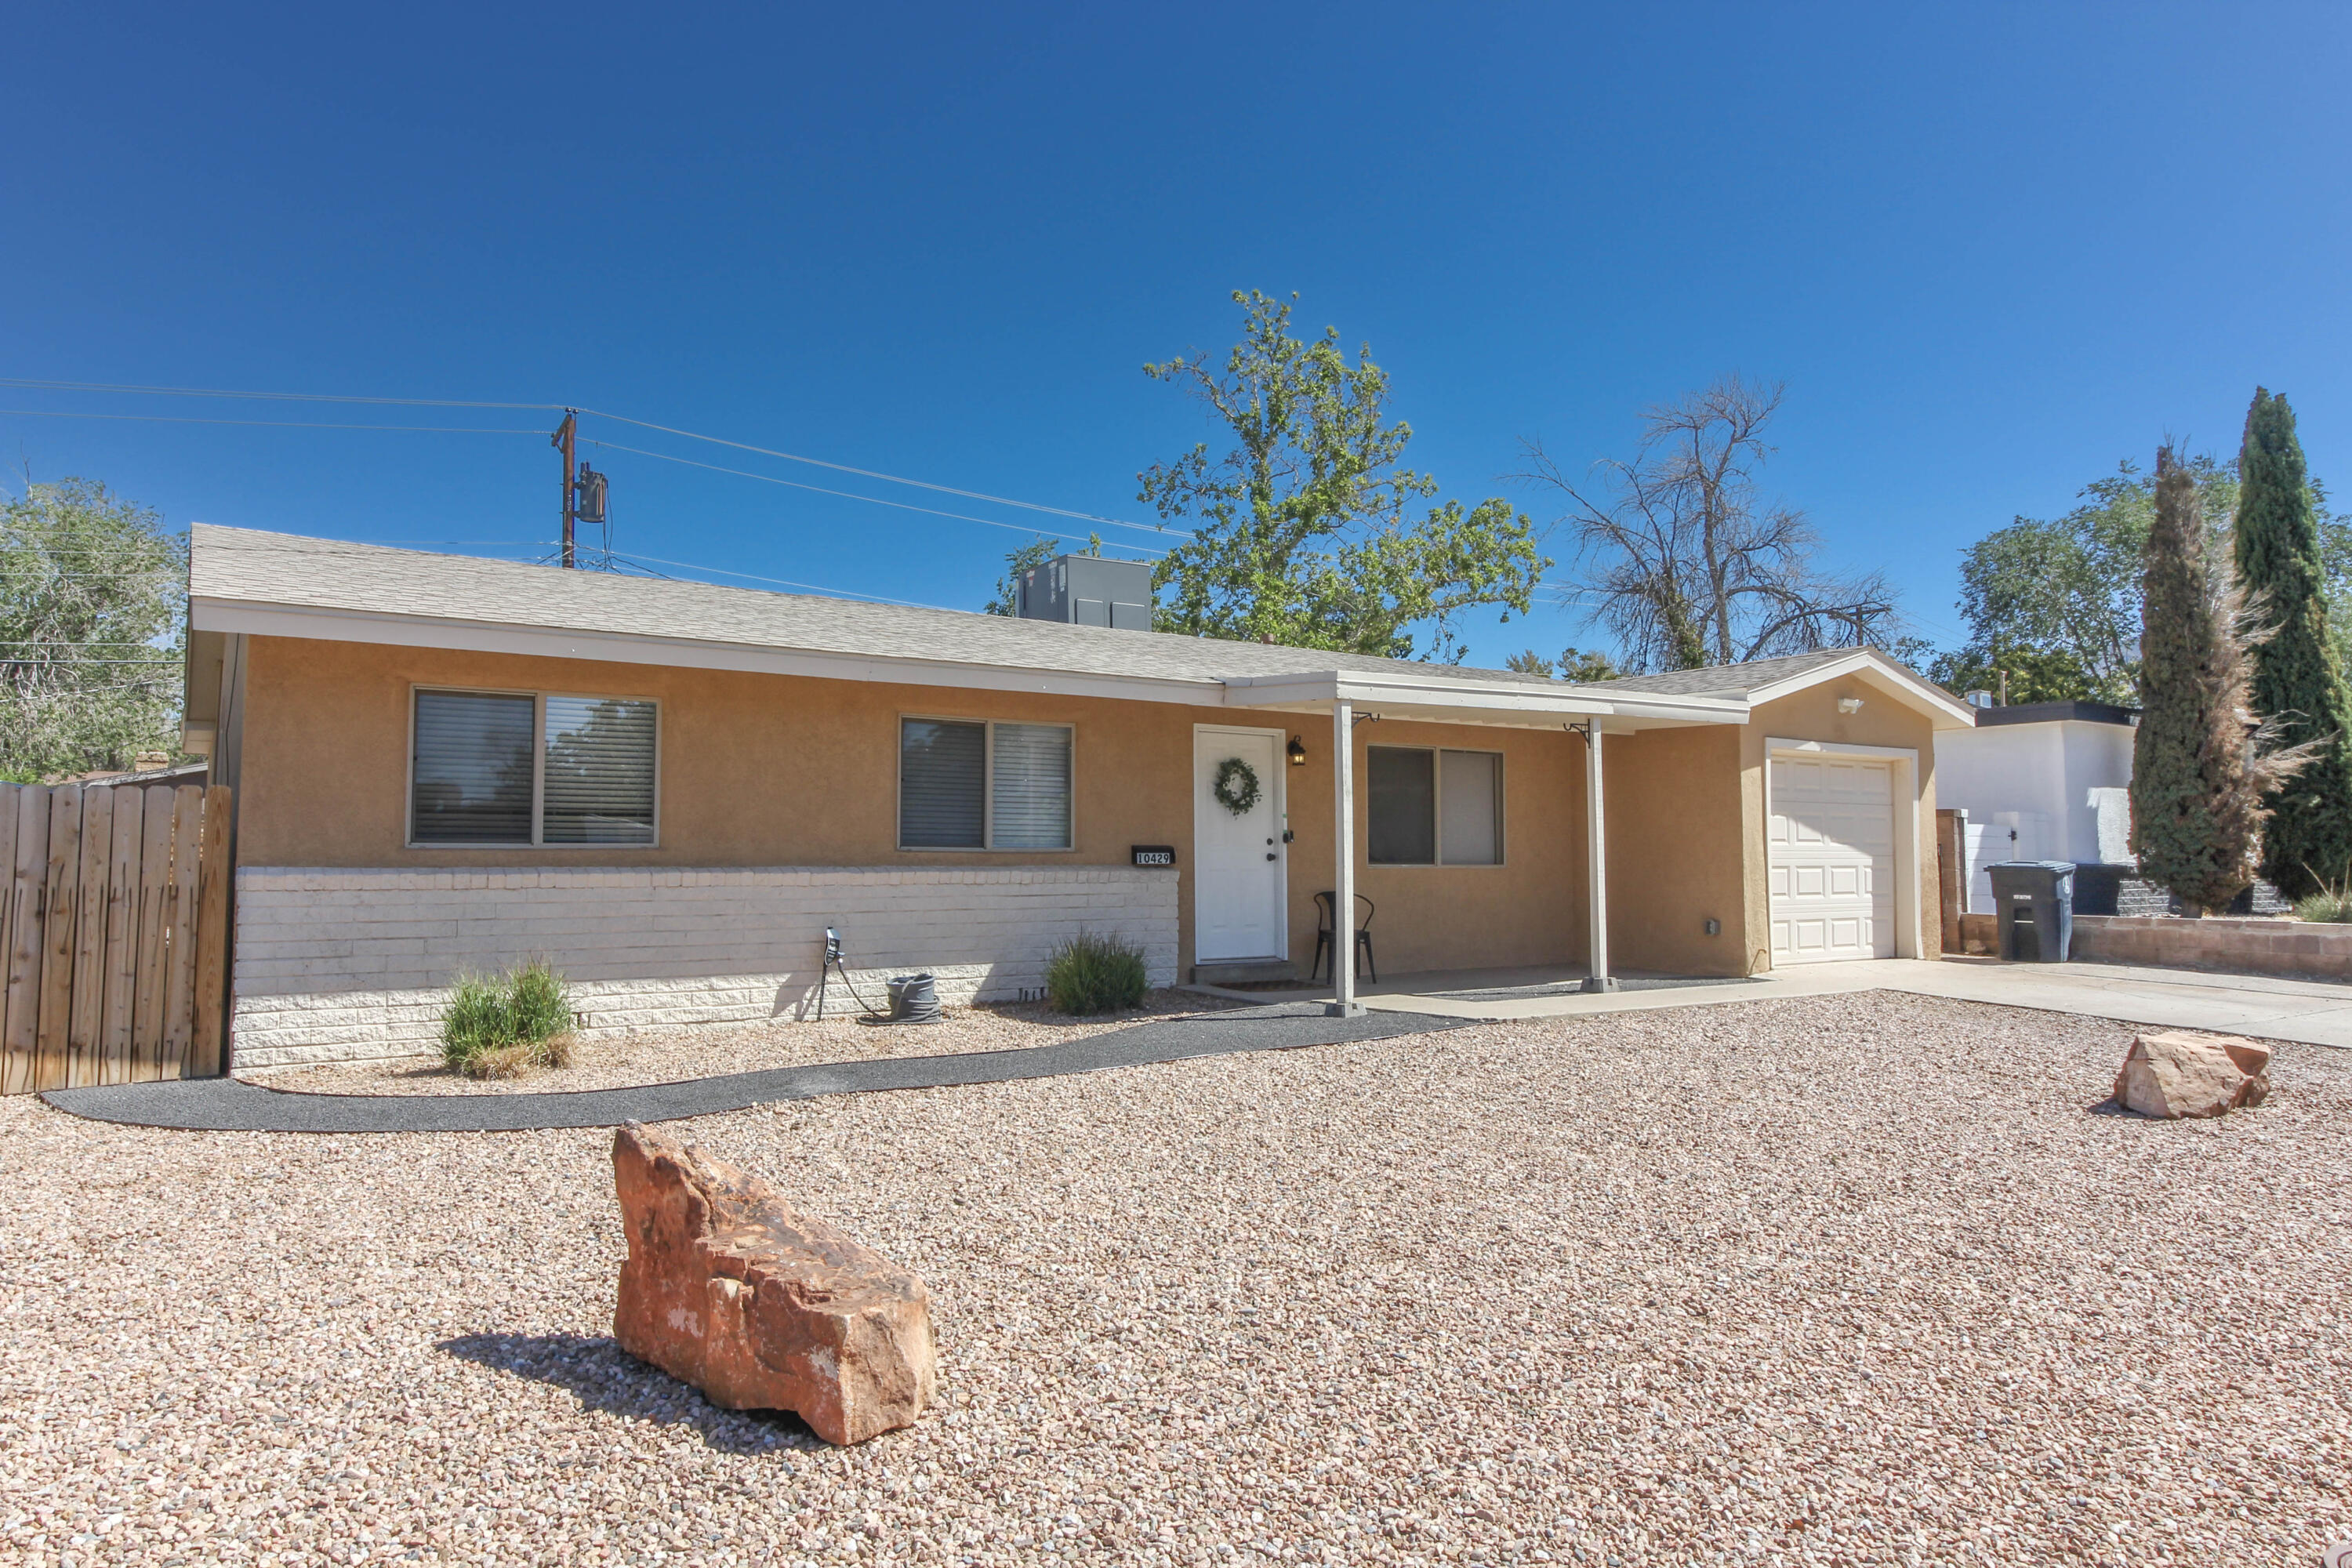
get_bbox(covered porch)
[1217,666,1748,1016]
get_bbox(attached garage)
[1768,753,1896,963]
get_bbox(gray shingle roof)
[189,526,1578,691]
[1582,649,1871,700]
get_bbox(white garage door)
[1769,755,1895,964]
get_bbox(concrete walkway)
[39,1004,1470,1134]
[1194,956,2352,1047]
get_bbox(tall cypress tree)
[2234,389,2352,898]
[2132,449,2272,913]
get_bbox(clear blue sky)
[4,2,2346,668]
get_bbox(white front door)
[1194,728,1286,962]
[1769,754,1896,964]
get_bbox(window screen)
[1367,746,1436,864]
[990,723,1073,849]
[543,696,657,845]
[900,719,987,848]
[412,691,534,844]
[1439,749,1501,865]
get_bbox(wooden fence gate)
[0,782,232,1094]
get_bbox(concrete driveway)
[1196,956,2352,1047]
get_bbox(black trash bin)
[1987,861,2075,962]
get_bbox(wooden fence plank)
[32,786,84,1092]
[187,786,233,1080]
[0,787,20,1098]
[67,786,114,1086]
[100,789,146,1083]
[159,785,204,1079]
[132,786,174,1080]
[4,789,48,1096]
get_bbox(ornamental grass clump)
[441,960,578,1078]
[2294,883,2352,924]
[1044,932,1149,1016]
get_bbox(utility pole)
[551,410,578,568]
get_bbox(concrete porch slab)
[1185,956,2352,1047]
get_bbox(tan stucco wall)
[1740,679,1944,971]
[1602,725,1748,975]
[1298,717,1588,978]
[234,636,1595,979]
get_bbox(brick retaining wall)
[230,866,1182,1070]
[2071,913,2352,982]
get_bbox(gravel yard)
[3,990,2348,1566]
[260,991,1235,1097]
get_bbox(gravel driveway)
[3,991,2347,1566]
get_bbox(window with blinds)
[543,696,658,844]
[409,688,659,847]
[898,717,1072,850]
[1367,745,1502,866]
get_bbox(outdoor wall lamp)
[1287,735,1308,766]
[1837,696,1865,714]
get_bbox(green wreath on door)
[1212,757,1262,816]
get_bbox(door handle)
[1265,852,1277,861]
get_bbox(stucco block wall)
[232,635,1594,984]
[231,864,1180,1069]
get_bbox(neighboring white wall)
[1936,718,2135,911]
[230,865,1181,1069]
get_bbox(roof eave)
[1219,670,1750,724]
[1744,650,1977,729]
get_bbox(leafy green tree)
[1,479,187,780]
[1504,646,1621,682]
[1138,291,1545,661]
[1944,457,2239,704]
[1927,641,2100,705]
[2233,389,2352,897]
[2130,450,2303,914]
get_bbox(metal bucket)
[885,972,942,1024]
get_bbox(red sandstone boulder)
[612,1124,935,1444]
[2112,1030,2272,1120]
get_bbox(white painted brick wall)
[230,865,1181,1070]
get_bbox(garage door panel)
[1770,754,1895,965]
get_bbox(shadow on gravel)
[437,1331,820,1454]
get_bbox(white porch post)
[1329,698,1363,1016]
[1581,724,1617,993]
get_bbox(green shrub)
[2295,887,2352,924]
[1044,931,1149,1016]
[441,960,577,1077]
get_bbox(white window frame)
[406,684,662,849]
[1365,744,1506,867]
[895,714,1077,853]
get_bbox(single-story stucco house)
[179,526,1975,1069]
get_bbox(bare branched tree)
[1519,376,1899,671]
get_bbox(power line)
[577,410,1179,539]
[0,409,545,434]
[0,376,1181,539]
[0,378,559,411]
[590,440,1169,557]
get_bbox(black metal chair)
[1309,891,1377,984]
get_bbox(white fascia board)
[1218,670,1748,724]
[1746,650,1978,729]
[192,598,1229,708]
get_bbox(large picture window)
[1367,745,1502,866]
[410,688,658,847]
[899,717,1073,850]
